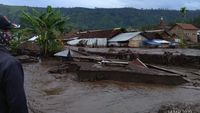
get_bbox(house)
[141,30,172,41]
[141,30,174,48]
[63,28,125,40]
[67,37,108,47]
[63,28,125,47]
[170,23,198,43]
[108,32,146,47]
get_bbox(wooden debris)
[146,64,187,77]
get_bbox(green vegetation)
[191,15,200,28]
[180,7,187,22]
[21,6,70,56]
[179,36,187,48]
[180,7,187,18]
[178,7,188,48]
[9,29,29,54]
[1,4,200,30]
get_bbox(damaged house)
[141,30,172,48]
[141,29,172,41]
[64,28,124,47]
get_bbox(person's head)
[0,15,20,46]
[0,15,11,31]
[0,15,20,31]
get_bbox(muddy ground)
[24,60,200,113]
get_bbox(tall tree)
[180,7,187,21]
[179,7,188,47]
[21,6,71,56]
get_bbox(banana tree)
[21,6,70,56]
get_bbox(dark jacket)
[0,46,28,113]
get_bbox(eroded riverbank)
[68,46,200,68]
[24,60,200,113]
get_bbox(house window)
[186,33,190,36]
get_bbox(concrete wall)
[128,35,146,48]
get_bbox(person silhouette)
[0,15,28,113]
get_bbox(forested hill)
[1,4,200,30]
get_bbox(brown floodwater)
[23,61,200,113]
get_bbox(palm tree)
[179,7,188,47]
[21,6,71,56]
[180,7,187,21]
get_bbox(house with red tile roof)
[170,23,198,43]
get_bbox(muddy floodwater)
[24,61,200,113]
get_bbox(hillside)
[1,4,200,30]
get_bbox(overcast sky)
[0,0,200,10]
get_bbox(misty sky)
[0,0,200,10]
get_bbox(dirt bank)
[24,60,200,113]
[68,46,200,68]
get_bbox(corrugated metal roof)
[67,39,81,45]
[28,36,38,41]
[54,49,72,57]
[109,32,141,42]
[54,49,83,57]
